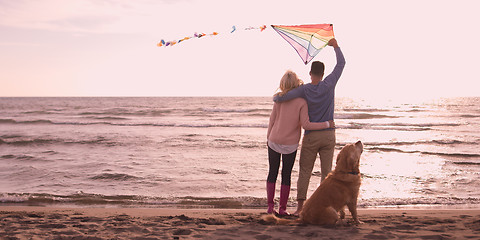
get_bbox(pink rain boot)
[266,182,277,214]
[278,184,290,216]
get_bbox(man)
[273,38,345,215]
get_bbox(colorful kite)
[271,24,334,64]
[157,24,334,65]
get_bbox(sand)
[0,206,479,239]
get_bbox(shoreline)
[1,206,479,239]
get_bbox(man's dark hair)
[310,61,325,76]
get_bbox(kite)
[271,24,334,64]
[157,25,266,47]
[157,24,334,65]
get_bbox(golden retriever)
[264,141,363,225]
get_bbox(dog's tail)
[262,214,300,225]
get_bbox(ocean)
[0,97,479,209]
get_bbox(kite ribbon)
[157,25,266,47]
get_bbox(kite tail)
[157,24,266,47]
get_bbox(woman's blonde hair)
[275,70,304,96]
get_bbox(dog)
[263,141,363,225]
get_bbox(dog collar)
[347,171,359,175]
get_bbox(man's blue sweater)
[273,47,345,134]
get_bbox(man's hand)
[328,120,335,128]
[328,38,339,48]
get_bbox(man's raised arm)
[323,39,345,88]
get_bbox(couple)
[266,38,345,216]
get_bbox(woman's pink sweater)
[267,98,329,145]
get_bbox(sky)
[1,0,479,100]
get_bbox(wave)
[247,113,271,118]
[367,146,480,158]
[0,193,264,208]
[341,122,462,131]
[202,108,271,113]
[389,123,462,128]
[358,196,480,208]
[79,109,173,117]
[89,173,141,181]
[0,135,262,149]
[343,125,431,131]
[342,124,431,131]
[86,116,130,120]
[0,137,116,146]
[356,139,479,147]
[342,108,391,113]
[2,192,479,209]
[0,154,46,161]
[202,169,230,175]
[75,108,271,117]
[22,110,60,115]
[164,140,264,150]
[0,193,150,206]
[176,123,267,128]
[0,138,56,145]
[452,161,480,166]
[0,118,54,125]
[341,108,429,113]
[336,113,399,119]
[0,118,267,128]
[460,114,480,118]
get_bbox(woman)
[266,70,334,215]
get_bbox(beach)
[1,206,479,239]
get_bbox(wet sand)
[1,206,479,239]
